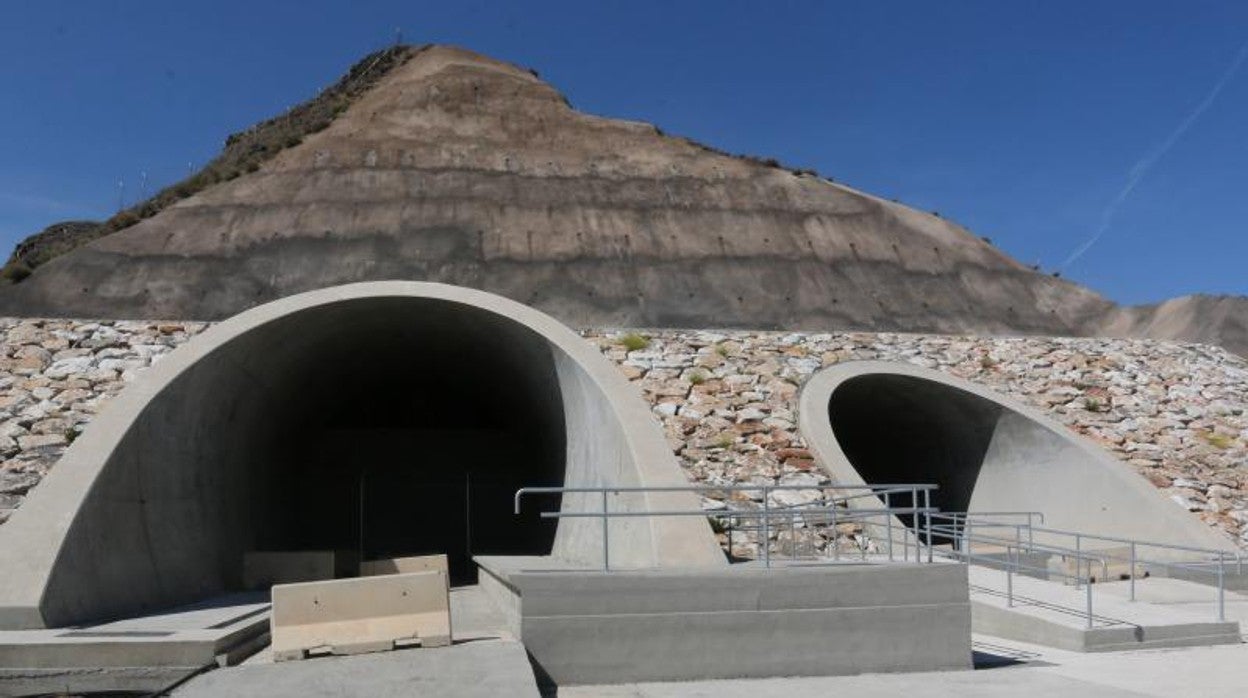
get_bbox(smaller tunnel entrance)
[800,362,1234,553]
[828,375,1002,515]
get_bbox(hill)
[0,44,1240,355]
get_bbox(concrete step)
[967,564,1241,652]
[0,591,272,695]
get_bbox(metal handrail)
[930,511,1238,624]
[928,522,1111,579]
[515,483,940,570]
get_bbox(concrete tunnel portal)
[238,298,568,586]
[827,374,1006,517]
[0,283,722,629]
[798,361,1234,553]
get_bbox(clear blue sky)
[2,1,1245,305]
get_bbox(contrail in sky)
[1061,41,1248,269]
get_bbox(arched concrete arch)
[0,282,722,629]
[797,361,1233,553]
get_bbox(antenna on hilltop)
[139,170,148,200]
[116,179,125,212]
[394,26,402,47]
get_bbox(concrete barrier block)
[242,550,358,589]
[270,571,452,662]
[359,554,448,577]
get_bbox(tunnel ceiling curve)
[796,360,1233,554]
[0,282,721,630]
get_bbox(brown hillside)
[11,44,1238,351]
[1101,295,1248,358]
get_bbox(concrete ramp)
[968,565,1241,651]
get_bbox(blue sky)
[2,1,1245,305]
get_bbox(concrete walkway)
[967,564,1240,650]
[556,633,1248,697]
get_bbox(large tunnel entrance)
[247,299,565,585]
[1,283,725,629]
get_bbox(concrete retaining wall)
[478,558,972,684]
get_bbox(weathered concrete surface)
[0,46,1115,339]
[478,557,972,684]
[798,361,1236,553]
[270,571,451,661]
[174,638,541,698]
[359,553,448,577]
[242,551,354,590]
[0,592,269,695]
[0,283,722,630]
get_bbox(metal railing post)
[1129,542,1137,601]
[1074,534,1082,590]
[789,509,796,562]
[924,488,933,563]
[1015,523,1022,570]
[1086,575,1093,629]
[901,505,909,563]
[832,504,840,561]
[762,486,771,569]
[1218,555,1226,623]
[1006,545,1014,607]
[602,489,610,571]
[885,492,894,562]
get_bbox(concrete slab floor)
[174,638,541,698]
[554,633,1248,697]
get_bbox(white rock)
[736,408,767,423]
[44,357,93,379]
[769,489,823,508]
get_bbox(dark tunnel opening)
[827,374,1004,530]
[238,299,566,586]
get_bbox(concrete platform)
[477,555,973,685]
[968,565,1241,651]
[555,632,1248,697]
[0,592,270,695]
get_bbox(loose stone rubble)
[1,318,1244,552]
[0,319,206,524]
[583,330,1248,551]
